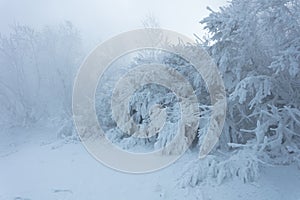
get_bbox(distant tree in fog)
[0,21,83,128]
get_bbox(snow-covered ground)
[1,127,300,200]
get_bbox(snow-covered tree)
[0,21,83,132]
[182,0,300,186]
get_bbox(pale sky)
[0,0,228,43]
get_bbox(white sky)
[0,0,228,43]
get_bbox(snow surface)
[1,127,300,200]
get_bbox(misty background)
[0,0,227,44]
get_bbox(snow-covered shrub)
[57,118,78,141]
[95,49,208,153]
[180,147,261,187]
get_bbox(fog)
[0,0,227,41]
